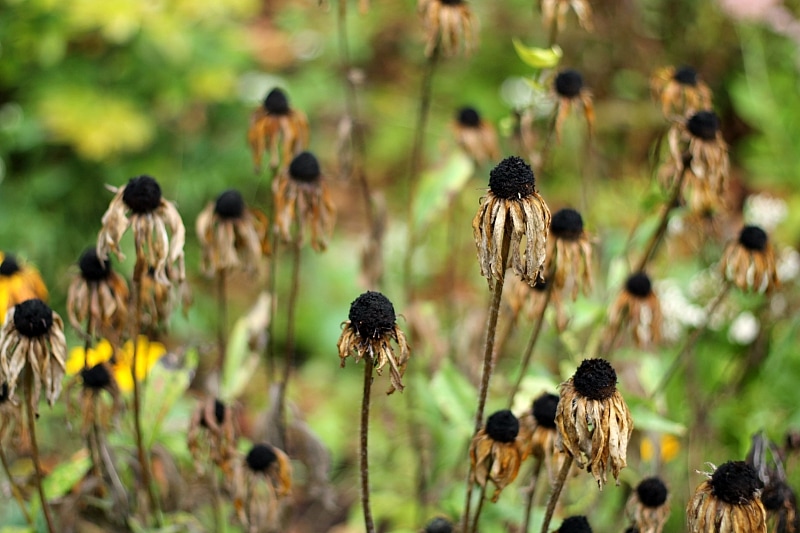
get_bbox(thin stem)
[521,457,544,533]
[25,373,56,533]
[266,232,280,382]
[216,269,228,389]
[540,454,574,533]
[360,358,375,533]
[508,281,554,407]
[276,242,302,450]
[469,483,488,533]
[0,437,33,525]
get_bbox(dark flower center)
[551,208,584,241]
[0,254,20,276]
[687,111,719,141]
[289,151,321,183]
[424,517,453,533]
[573,358,617,401]
[81,363,112,390]
[348,291,396,339]
[532,393,559,428]
[625,272,652,298]
[738,225,768,252]
[439,0,463,5]
[457,107,481,128]
[710,461,763,505]
[558,515,592,533]
[485,409,519,443]
[488,156,536,199]
[624,528,639,533]
[201,399,228,428]
[0,383,9,404]
[122,175,162,214]
[761,481,794,511]
[636,477,668,507]
[263,88,290,115]
[673,66,698,86]
[13,299,53,338]
[532,276,548,292]
[246,444,277,473]
[555,69,584,98]
[79,248,111,281]
[214,189,245,219]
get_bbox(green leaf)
[412,151,474,233]
[512,39,562,69]
[43,449,91,499]
[221,292,270,402]
[142,350,197,447]
[628,404,686,435]
[429,359,476,440]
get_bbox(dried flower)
[453,106,500,166]
[196,189,269,277]
[553,69,595,142]
[541,0,593,34]
[419,0,477,57]
[556,515,593,533]
[608,272,662,347]
[761,481,799,533]
[273,151,336,252]
[247,88,309,173]
[687,461,767,533]
[626,477,671,533]
[188,397,238,480]
[73,362,123,434]
[720,225,778,294]
[555,358,633,489]
[519,392,568,483]
[67,248,129,340]
[0,252,48,325]
[473,156,551,286]
[548,208,594,300]
[651,66,713,117]
[423,517,454,533]
[0,299,67,408]
[469,409,526,502]
[338,291,410,394]
[235,443,292,532]
[65,336,167,393]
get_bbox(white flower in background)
[656,280,706,341]
[777,246,800,282]
[728,311,759,345]
[744,193,787,233]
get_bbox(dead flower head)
[67,248,129,340]
[472,156,552,286]
[235,442,292,532]
[469,409,525,502]
[0,299,67,408]
[555,358,633,489]
[651,66,713,117]
[196,189,269,277]
[75,362,123,434]
[453,106,499,166]
[0,252,48,325]
[556,515,593,533]
[273,151,336,252]
[553,69,595,142]
[541,0,593,34]
[687,461,767,533]
[761,481,798,533]
[608,272,662,347]
[247,87,309,173]
[423,517,454,533]
[626,476,671,533]
[720,225,778,294]
[97,175,187,289]
[519,392,568,484]
[188,397,238,480]
[419,0,477,57]
[548,208,594,300]
[338,291,410,394]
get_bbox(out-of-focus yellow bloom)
[0,252,49,324]
[641,434,680,463]
[66,336,166,392]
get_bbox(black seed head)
[13,299,53,338]
[439,0,463,5]
[289,151,321,183]
[687,111,720,141]
[636,477,669,508]
[555,70,584,98]
[78,248,111,282]
[761,481,795,511]
[122,175,162,214]
[488,156,536,199]
[532,276,548,292]
[738,225,768,252]
[485,409,519,443]
[624,528,639,533]
[246,444,277,473]
[200,399,228,428]
[673,66,699,86]
[424,517,453,533]
[457,107,481,128]
[558,515,592,533]
[551,208,584,241]
[81,363,112,390]
[573,358,617,401]
[214,189,245,219]
[625,272,652,298]
[0,383,9,404]
[348,291,396,339]
[0,254,20,277]
[532,393,559,428]
[710,461,763,505]
[263,88,290,115]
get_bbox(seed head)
[78,248,112,281]
[488,156,536,199]
[625,272,652,297]
[0,383,9,404]
[424,517,453,533]
[13,299,53,338]
[457,106,481,128]
[246,444,278,473]
[710,461,763,505]
[573,358,617,401]
[761,481,793,511]
[214,189,245,220]
[81,363,112,390]
[348,291,396,339]
[439,0,463,4]
[485,409,519,443]
[558,515,592,533]
[673,66,698,86]
[288,151,321,183]
[555,69,584,98]
[122,175,162,214]
[636,477,668,507]
[687,111,720,141]
[738,225,768,252]
[551,208,584,241]
[200,398,227,428]
[532,393,559,428]
[0,254,20,276]
[263,88,290,115]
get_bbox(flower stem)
[25,373,55,533]
[216,269,228,389]
[0,437,32,525]
[540,454,573,533]
[276,241,302,450]
[360,357,375,533]
[469,483,488,533]
[521,457,543,533]
[633,165,687,274]
[508,279,554,407]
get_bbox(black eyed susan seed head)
[488,156,535,199]
[214,189,245,220]
[288,151,321,183]
[263,88,290,115]
[687,111,720,141]
[761,481,793,511]
[0,383,9,403]
[555,70,584,98]
[674,66,699,86]
[78,248,111,281]
[0,254,19,276]
[626,272,653,297]
[551,208,584,241]
[532,393,559,428]
[122,175,162,214]
[739,225,768,252]
[486,409,520,443]
[213,398,226,424]
[637,477,669,507]
[573,358,617,401]
[710,461,763,505]
[439,0,464,5]
[81,363,112,390]
[624,527,639,533]
[348,291,396,339]
[457,106,481,128]
[424,517,453,533]
[13,299,53,338]
[246,444,278,473]
[532,276,549,292]
[558,515,592,533]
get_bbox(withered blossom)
[687,461,767,533]
[651,66,713,117]
[423,517,454,533]
[248,88,309,173]
[66,248,129,340]
[188,397,238,481]
[453,106,499,166]
[518,392,568,483]
[608,272,662,348]
[556,515,593,532]
[720,225,778,294]
[235,443,292,533]
[469,409,526,502]
[626,476,671,533]
[75,362,123,434]
[553,69,595,142]
[541,0,593,34]
[548,208,593,300]
[419,0,477,57]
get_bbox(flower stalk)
[360,357,375,533]
[26,370,56,533]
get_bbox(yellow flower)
[66,336,166,392]
[640,434,680,463]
